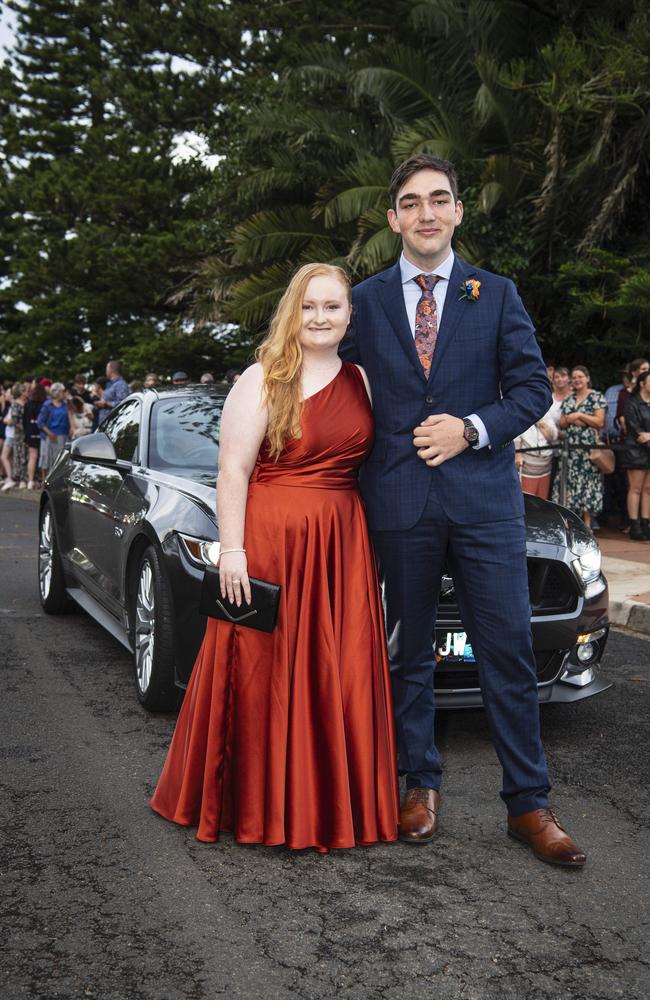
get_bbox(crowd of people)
[0,362,243,492]
[515,358,650,541]
[1,353,648,540]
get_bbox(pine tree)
[0,0,235,382]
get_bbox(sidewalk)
[597,526,650,636]
[2,488,649,636]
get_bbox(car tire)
[38,501,74,614]
[133,545,178,711]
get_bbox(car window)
[148,396,224,481]
[101,398,141,463]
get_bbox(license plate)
[435,631,475,663]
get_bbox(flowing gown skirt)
[150,363,399,850]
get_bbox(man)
[200,371,215,384]
[172,370,189,386]
[144,372,160,388]
[95,360,130,424]
[341,154,586,866]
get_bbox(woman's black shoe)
[640,518,650,541]
[629,518,647,541]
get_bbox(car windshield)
[148,395,225,484]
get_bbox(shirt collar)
[400,249,455,286]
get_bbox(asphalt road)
[1,493,649,1000]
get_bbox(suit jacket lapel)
[377,262,427,382]
[427,256,473,383]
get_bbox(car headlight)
[178,534,220,567]
[571,539,601,586]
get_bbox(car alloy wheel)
[135,558,155,696]
[38,508,53,601]
[131,545,177,711]
[38,501,73,615]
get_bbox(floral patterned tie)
[414,273,441,377]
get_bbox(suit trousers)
[372,485,551,816]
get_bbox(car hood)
[154,471,587,553]
[523,493,586,551]
[152,470,217,524]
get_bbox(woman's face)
[571,369,588,392]
[553,369,570,392]
[299,275,352,353]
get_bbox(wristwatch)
[462,418,480,448]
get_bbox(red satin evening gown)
[150,362,399,850]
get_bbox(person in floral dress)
[552,365,606,528]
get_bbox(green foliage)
[1,0,648,384]
[0,0,230,382]
[182,0,649,378]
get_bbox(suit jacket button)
[425,395,433,404]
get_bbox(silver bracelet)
[220,547,246,555]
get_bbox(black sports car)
[38,385,611,711]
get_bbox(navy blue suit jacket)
[340,256,551,529]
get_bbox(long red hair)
[257,263,351,458]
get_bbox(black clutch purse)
[199,565,281,633]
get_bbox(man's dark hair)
[107,359,122,375]
[389,154,459,208]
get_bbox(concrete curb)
[608,598,650,635]
[602,555,650,638]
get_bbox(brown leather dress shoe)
[508,808,587,867]
[398,787,440,844]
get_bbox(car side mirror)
[70,432,118,464]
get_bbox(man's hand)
[413,414,469,467]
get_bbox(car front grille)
[436,558,579,625]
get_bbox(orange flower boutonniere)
[459,278,481,302]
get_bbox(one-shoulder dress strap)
[344,361,366,389]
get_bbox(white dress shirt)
[399,251,489,449]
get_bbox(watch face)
[464,422,479,445]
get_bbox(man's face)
[105,364,113,380]
[387,169,463,269]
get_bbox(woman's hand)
[219,551,251,607]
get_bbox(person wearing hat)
[172,371,189,385]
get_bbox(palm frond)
[352,46,439,122]
[230,208,345,265]
[225,263,296,329]
[390,113,474,163]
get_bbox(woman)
[37,383,70,478]
[547,366,571,432]
[1,385,16,489]
[616,358,649,437]
[10,383,29,489]
[23,381,47,489]
[621,370,650,541]
[151,264,399,851]
[515,407,558,499]
[68,394,94,438]
[552,365,606,528]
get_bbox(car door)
[67,399,141,616]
